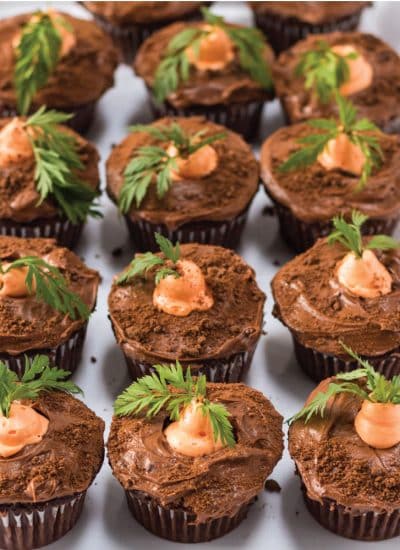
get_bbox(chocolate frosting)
[0,118,100,223]
[108,244,265,364]
[106,117,259,230]
[273,33,400,130]
[0,236,100,355]
[289,378,400,513]
[134,21,274,109]
[82,2,205,26]
[272,238,400,357]
[0,392,104,504]
[260,122,400,223]
[0,12,118,110]
[250,2,369,24]
[108,382,283,522]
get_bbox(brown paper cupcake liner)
[0,216,84,250]
[0,491,86,550]
[124,207,250,252]
[292,336,400,382]
[301,484,400,541]
[125,489,253,543]
[0,324,88,378]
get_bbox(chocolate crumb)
[262,205,276,217]
[111,246,123,257]
[90,356,97,363]
[265,479,281,493]
[273,259,281,267]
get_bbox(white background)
[1,2,400,549]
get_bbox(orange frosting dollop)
[317,132,366,176]
[336,249,392,299]
[186,25,235,71]
[0,403,49,458]
[355,401,400,449]
[331,44,373,96]
[166,143,218,181]
[0,264,35,298]
[153,259,214,316]
[0,118,34,168]
[165,399,224,457]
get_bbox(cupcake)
[81,1,208,63]
[272,211,400,381]
[289,350,400,540]
[0,354,104,550]
[0,109,100,249]
[134,8,275,141]
[108,362,283,542]
[273,32,400,134]
[0,10,118,134]
[108,235,265,382]
[260,95,400,252]
[106,116,259,251]
[250,2,370,54]
[0,236,99,377]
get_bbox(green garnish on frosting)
[279,95,383,189]
[0,355,81,417]
[152,7,272,104]
[295,40,357,103]
[114,361,235,447]
[26,107,101,224]
[117,233,180,286]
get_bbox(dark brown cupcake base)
[0,492,86,550]
[293,337,400,382]
[0,216,84,249]
[0,325,88,378]
[125,489,253,543]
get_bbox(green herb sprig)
[0,354,81,417]
[153,7,272,103]
[279,95,383,190]
[289,344,400,424]
[119,122,225,212]
[114,361,235,447]
[295,40,357,104]
[0,256,90,320]
[328,210,399,258]
[117,232,180,286]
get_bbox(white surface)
[1,1,400,549]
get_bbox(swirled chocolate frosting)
[0,391,104,504]
[0,236,100,355]
[134,22,274,109]
[0,118,100,223]
[108,244,265,364]
[272,238,400,357]
[273,33,400,131]
[106,117,259,230]
[289,378,400,513]
[0,12,118,110]
[250,2,369,24]
[108,382,283,522]
[260,123,400,223]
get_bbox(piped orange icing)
[153,259,213,316]
[336,249,392,298]
[0,264,35,298]
[317,132,366,176]
[0,403,49,458]
[331,44,373,96]
[166,143,218,181]
[355,401,400,449]
[0,118,34,168]
[165,399,224,457]
[186,25,235,71]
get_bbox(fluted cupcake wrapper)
[0,325,88,379]
[125,489,253,543]
[292,337,400,382]
[0,492,86,550]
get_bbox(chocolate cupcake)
[0,10,118,133]
[273,32,400,134]
[0,236,99,377]
[250,2,369,54]
[81,2,207,63]
[272,213,400,381]
[134,9,274,141]
[289,353,400,540]
[108,237,265,382]
[0,355,104,550]
[260,97,400,252]
[108,363,283,542]
[106,117,259,251]
[0,111,100,249]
